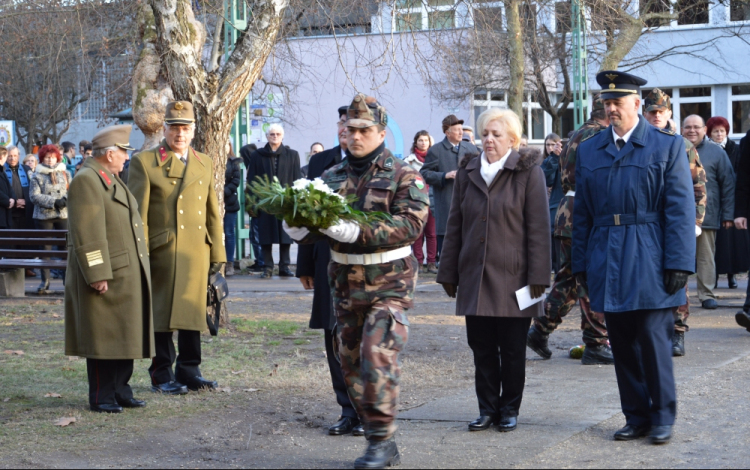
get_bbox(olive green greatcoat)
[128,140,226,333]
[65,158,154,360]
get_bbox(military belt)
[593,212,661,227]
[331,246,412,266]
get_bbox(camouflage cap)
[644,88,671,112]
[346,94,388,129]
[164,101,195,125]
[591,92,604,112]
[92,124,134,151]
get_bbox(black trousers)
[261,244,291,271]
[34,218,67,281]
[149,330,202,384]
[437,235,444,261]
[605,309,676,427]
[87,359,134,406]
[466,316,532,419]
[325,328,357,419]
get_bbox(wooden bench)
[0,230,68,296]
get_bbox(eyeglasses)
[682,126,705,131]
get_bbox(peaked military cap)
[596,70,648,100]
[92,124,134,151]
[165,101,196,125]
[346,94,388,129]
[644,88,672,112]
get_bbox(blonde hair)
[476,108,522,151]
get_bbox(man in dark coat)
[573,71,695,445]
[4,146,35,230]
[246,126,301,278]
[682,115,735,310]
[296,106,362,437]
[0,147,14,229]
[732,113,750,331]
[420,115,478,257]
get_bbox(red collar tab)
[159,147,168,162]
[191,148,201,163]
[99,170,112,186]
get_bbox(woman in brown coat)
[437,108,551,433]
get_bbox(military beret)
[346,94,388,129]
[165,101,195,125]
[596,70,648,100]
[92,124,134,152]
[644,88,672,112]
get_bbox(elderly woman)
[709,116,749,289]
[437,108,551,433]
[65,125,153,413]
[30,145,71,292]
[245,123,301,278]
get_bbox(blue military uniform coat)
[572,116,695,313]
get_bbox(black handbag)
[206,272,229,336]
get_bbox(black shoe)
[649,425,672,445]
[261,268,274,279]
[352,423,365,437]
[117,398,146,408]
[497,416,517,432]
[672,332,685,357]
[179,376,218,391]
[614,424,650,441]
[736,311,750,332]
[90,403,123,414]
[527,326,552,359]
[701,299,718,309]
[278,268,294,277]
[728,274,738,289]
[329,416,360,436]
[151,381,188,395]
[354,438,400,469]
[250,264,265,273]
[468,415,497,432]
[581,344,614,365]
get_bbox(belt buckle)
[614,214,621,226]
[349,254,364,265]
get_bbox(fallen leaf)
[243,388,260,393]
[3,350,24,356]
[53,417,76,427]
[230,370,244,375]
[44,393,62,398]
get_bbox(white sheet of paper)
[515,286,545,311]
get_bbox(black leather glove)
[575,272,588,292]
[664,270,690,296]
[209,263,224,275]
[441,283,457,299]
[54,198,67,209]
[530,285,546,299]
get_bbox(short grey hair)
[93,146,118,158]
[6,145,18,154]
[266,123,284,137]
[163,123,196,131]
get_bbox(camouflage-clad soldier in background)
[643,88,708,357]
[284,94,429,469]
[527,94,613,365]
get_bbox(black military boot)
[736,310,750,332]
[581,344,614,365]
[354,438,400,469]
[672,332,685,357]
[526,326,552,359]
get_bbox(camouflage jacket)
[301,149,430,255]
[553,119,607,238]
[665,121,707,226]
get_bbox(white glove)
[282,221,310,241]
[695,225,702,238]
[321,220,361,244]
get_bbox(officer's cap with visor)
[596,70,648,100]
[345,94,388,129]
[164,101,196,126]
[92,124,134,152]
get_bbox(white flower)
[311,178,334,195]
[292,179,311,191]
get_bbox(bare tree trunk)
[504,0,525,119]
[600,15,642,71]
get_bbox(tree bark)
[504,0,525,118]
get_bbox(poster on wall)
[0,121,14,147]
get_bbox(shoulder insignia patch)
[415,177,425,190]
[86,250,104,267]
[384,157,394,170]
[657,127,675,136]
[99,170,111,186]
[159,147,168,162]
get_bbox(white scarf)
[480,149,512,187]
[718,137,728,149]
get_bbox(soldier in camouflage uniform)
[643,88,708,357]
[527,94,613,365]
[284,94,429,469]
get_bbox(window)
[396,12,422,31]
[731,0,750,21]
[640,0,672,28]
[732,85,750,135]
[555,1,572,33]
[394,0,458,31]
[429,9,455,29]
[679,87,711,97]
[675,0,709,25]
[680,103,712,123]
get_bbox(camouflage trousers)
[330,258,417,442]
[534,237,608,346]
[673,285,690,333]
